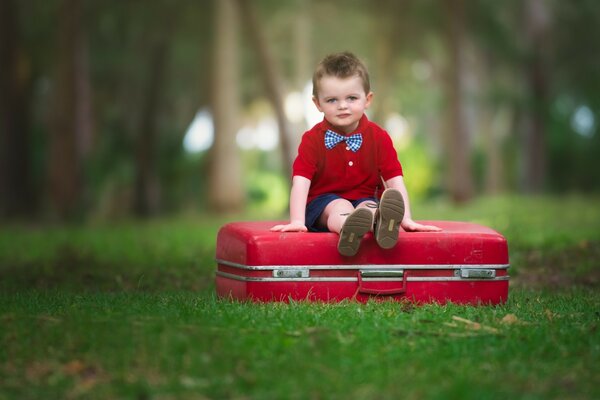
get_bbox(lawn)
[1,195,599,399]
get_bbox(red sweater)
[293,115,403,204]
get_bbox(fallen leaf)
[63,360,86,376]
[501,314,519,324]
[63,360,100,381]
[452,316,481,329]
[452,316,499,334]
[500,313,532,325]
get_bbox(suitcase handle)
[357,270,407,296]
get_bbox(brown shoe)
[374,189,405,249]
[337,208,373,257]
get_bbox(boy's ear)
[312,96,323,112]
[365,92,374,109]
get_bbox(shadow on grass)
[4,239,599,294]
[511,241,600,290]
[0,242,216,293]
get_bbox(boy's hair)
[312,52,370,97]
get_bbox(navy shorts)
[305,194,378,232]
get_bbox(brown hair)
[312,52,371,97]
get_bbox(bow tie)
[324,130,363,152]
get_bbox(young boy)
[271,52,440,256]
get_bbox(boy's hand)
[270,221,308,232]
[401,218,442,232]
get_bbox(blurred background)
[1,0,599,222]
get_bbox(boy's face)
[313,75,373,134]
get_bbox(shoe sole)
[338,208,373,257]
[375,189,405,249]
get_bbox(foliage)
[4,0,600,221]
[397,140,437,201]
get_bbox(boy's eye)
[326,99,337,103]
[348,96,358,101]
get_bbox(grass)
[1,195,599,399]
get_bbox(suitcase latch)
[456,268,496,279]
[360,269,404,278]
[273,268,310,278]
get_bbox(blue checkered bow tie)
[324,130,363,152]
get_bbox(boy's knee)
[320,199,354,230]
[328,198,354,214]
[357,201,378,210]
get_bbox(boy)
[271,52,440,256]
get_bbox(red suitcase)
[215,221,509,305]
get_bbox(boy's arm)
[270,175,311,232]
[384,175,441,232]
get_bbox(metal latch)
[360,269,404,278]
[273,268,310,278]
[456,269,496,279]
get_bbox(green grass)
[1,195,599,399]
[1,291,598,399]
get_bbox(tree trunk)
[48,0,91,220]
[483,109,510,195]
[292,5,311,91]
[479,52,507,195]
[207,0,244,213]
[372,32,394,125]
[133,29,171,217]
[444,0,474,203]
[521,0,550,193]
[371,1,400,125]
[0,0,34,219]
[290,2,311,152]
[236,0,294,179]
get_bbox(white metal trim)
[216,259,510,271]
[216,270,510,283]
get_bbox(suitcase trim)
[215,270,510,283]
[216,259,510,271]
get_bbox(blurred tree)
[83,1,209,218]
[443,0,474,203]
[467,1,513,195]
[4,0,600,223]
[291,0,311,91]
[48,0,92,220]
[370,0,409,124]
[289,0,312,151]
[207,0,244,212]
[548,0,600,192]
[237,0,293,179]
[0,0,35,219]
[521,0,551,193]
[133,7,175,217]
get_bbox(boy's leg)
[320,199,377,233]
[319,198,355,233]
[320,199,373,257]
[355,200,378,214]
[374,188,405,249]
[337,208,373,256]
